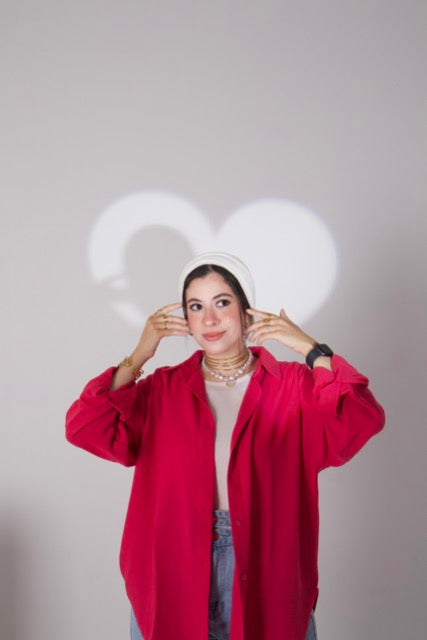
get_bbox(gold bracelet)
[118,356,144,381]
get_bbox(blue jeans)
[130,510,318,640]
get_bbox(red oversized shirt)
[65,347,385,640]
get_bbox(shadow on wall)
[95,226,194,325]
[0,520,24,640]
[87,194,338,328]
[0,506,70,640]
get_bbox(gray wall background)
[1,1,426,638]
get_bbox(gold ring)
[154,309,162,317]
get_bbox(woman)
[66,252,385,640]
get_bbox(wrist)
[295,337,317,358]
[305,343,334,369]
[118,356,144,381]
[312,355,332,370]
[131,346,153,366]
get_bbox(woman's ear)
[243,311,252,328]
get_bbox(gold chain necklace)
[204,347,250,371]
[202,349,253,388]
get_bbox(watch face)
[318,344,333,357]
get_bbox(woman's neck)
[204,345,249,373]
[201,346,256,386]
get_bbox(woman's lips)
[202,332,225,341]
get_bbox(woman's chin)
[202,341,245,358]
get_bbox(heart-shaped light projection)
[87,191,338,326]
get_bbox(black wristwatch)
[305,343,333,369]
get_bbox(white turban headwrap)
[178,252,255,307]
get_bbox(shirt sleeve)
[65,367,153,466]
[299,354,385,471]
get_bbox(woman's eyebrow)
[213,293,233,300]
[187,293,234,304]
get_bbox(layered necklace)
[202,346,253,388]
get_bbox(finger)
[247,309,280,331]
[245,315,281,334]
[246,315,274,325]
[246,308,274,319]
[154,318,189,331]
[153,315,188,325]
[280,308,291,320]
[247,326,278,342]
[245,324,266,339]
[161,318,190,334]
[164,328,189,336]
[154,302,183,316]
[247,314,285,336]
[249,328,283,345]
[163,301,183,312]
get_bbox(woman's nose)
[203,307,218,325]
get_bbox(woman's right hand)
[135,302,189,361]
[111,303,189,390]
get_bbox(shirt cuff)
[310,354,369,415]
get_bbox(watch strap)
[306,343,333,369]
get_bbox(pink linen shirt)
[65,347,385,640]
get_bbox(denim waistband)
[212,510,233,546]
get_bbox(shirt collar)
[250,346,281,379]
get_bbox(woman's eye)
[189,303,202,311]
[217,299,231,308]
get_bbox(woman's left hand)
[245,308,316,357]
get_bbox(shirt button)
[235,520,241,526]
[241,574,247,581]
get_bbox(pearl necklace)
[202,350,254,388]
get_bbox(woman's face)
[185,272,246,358]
